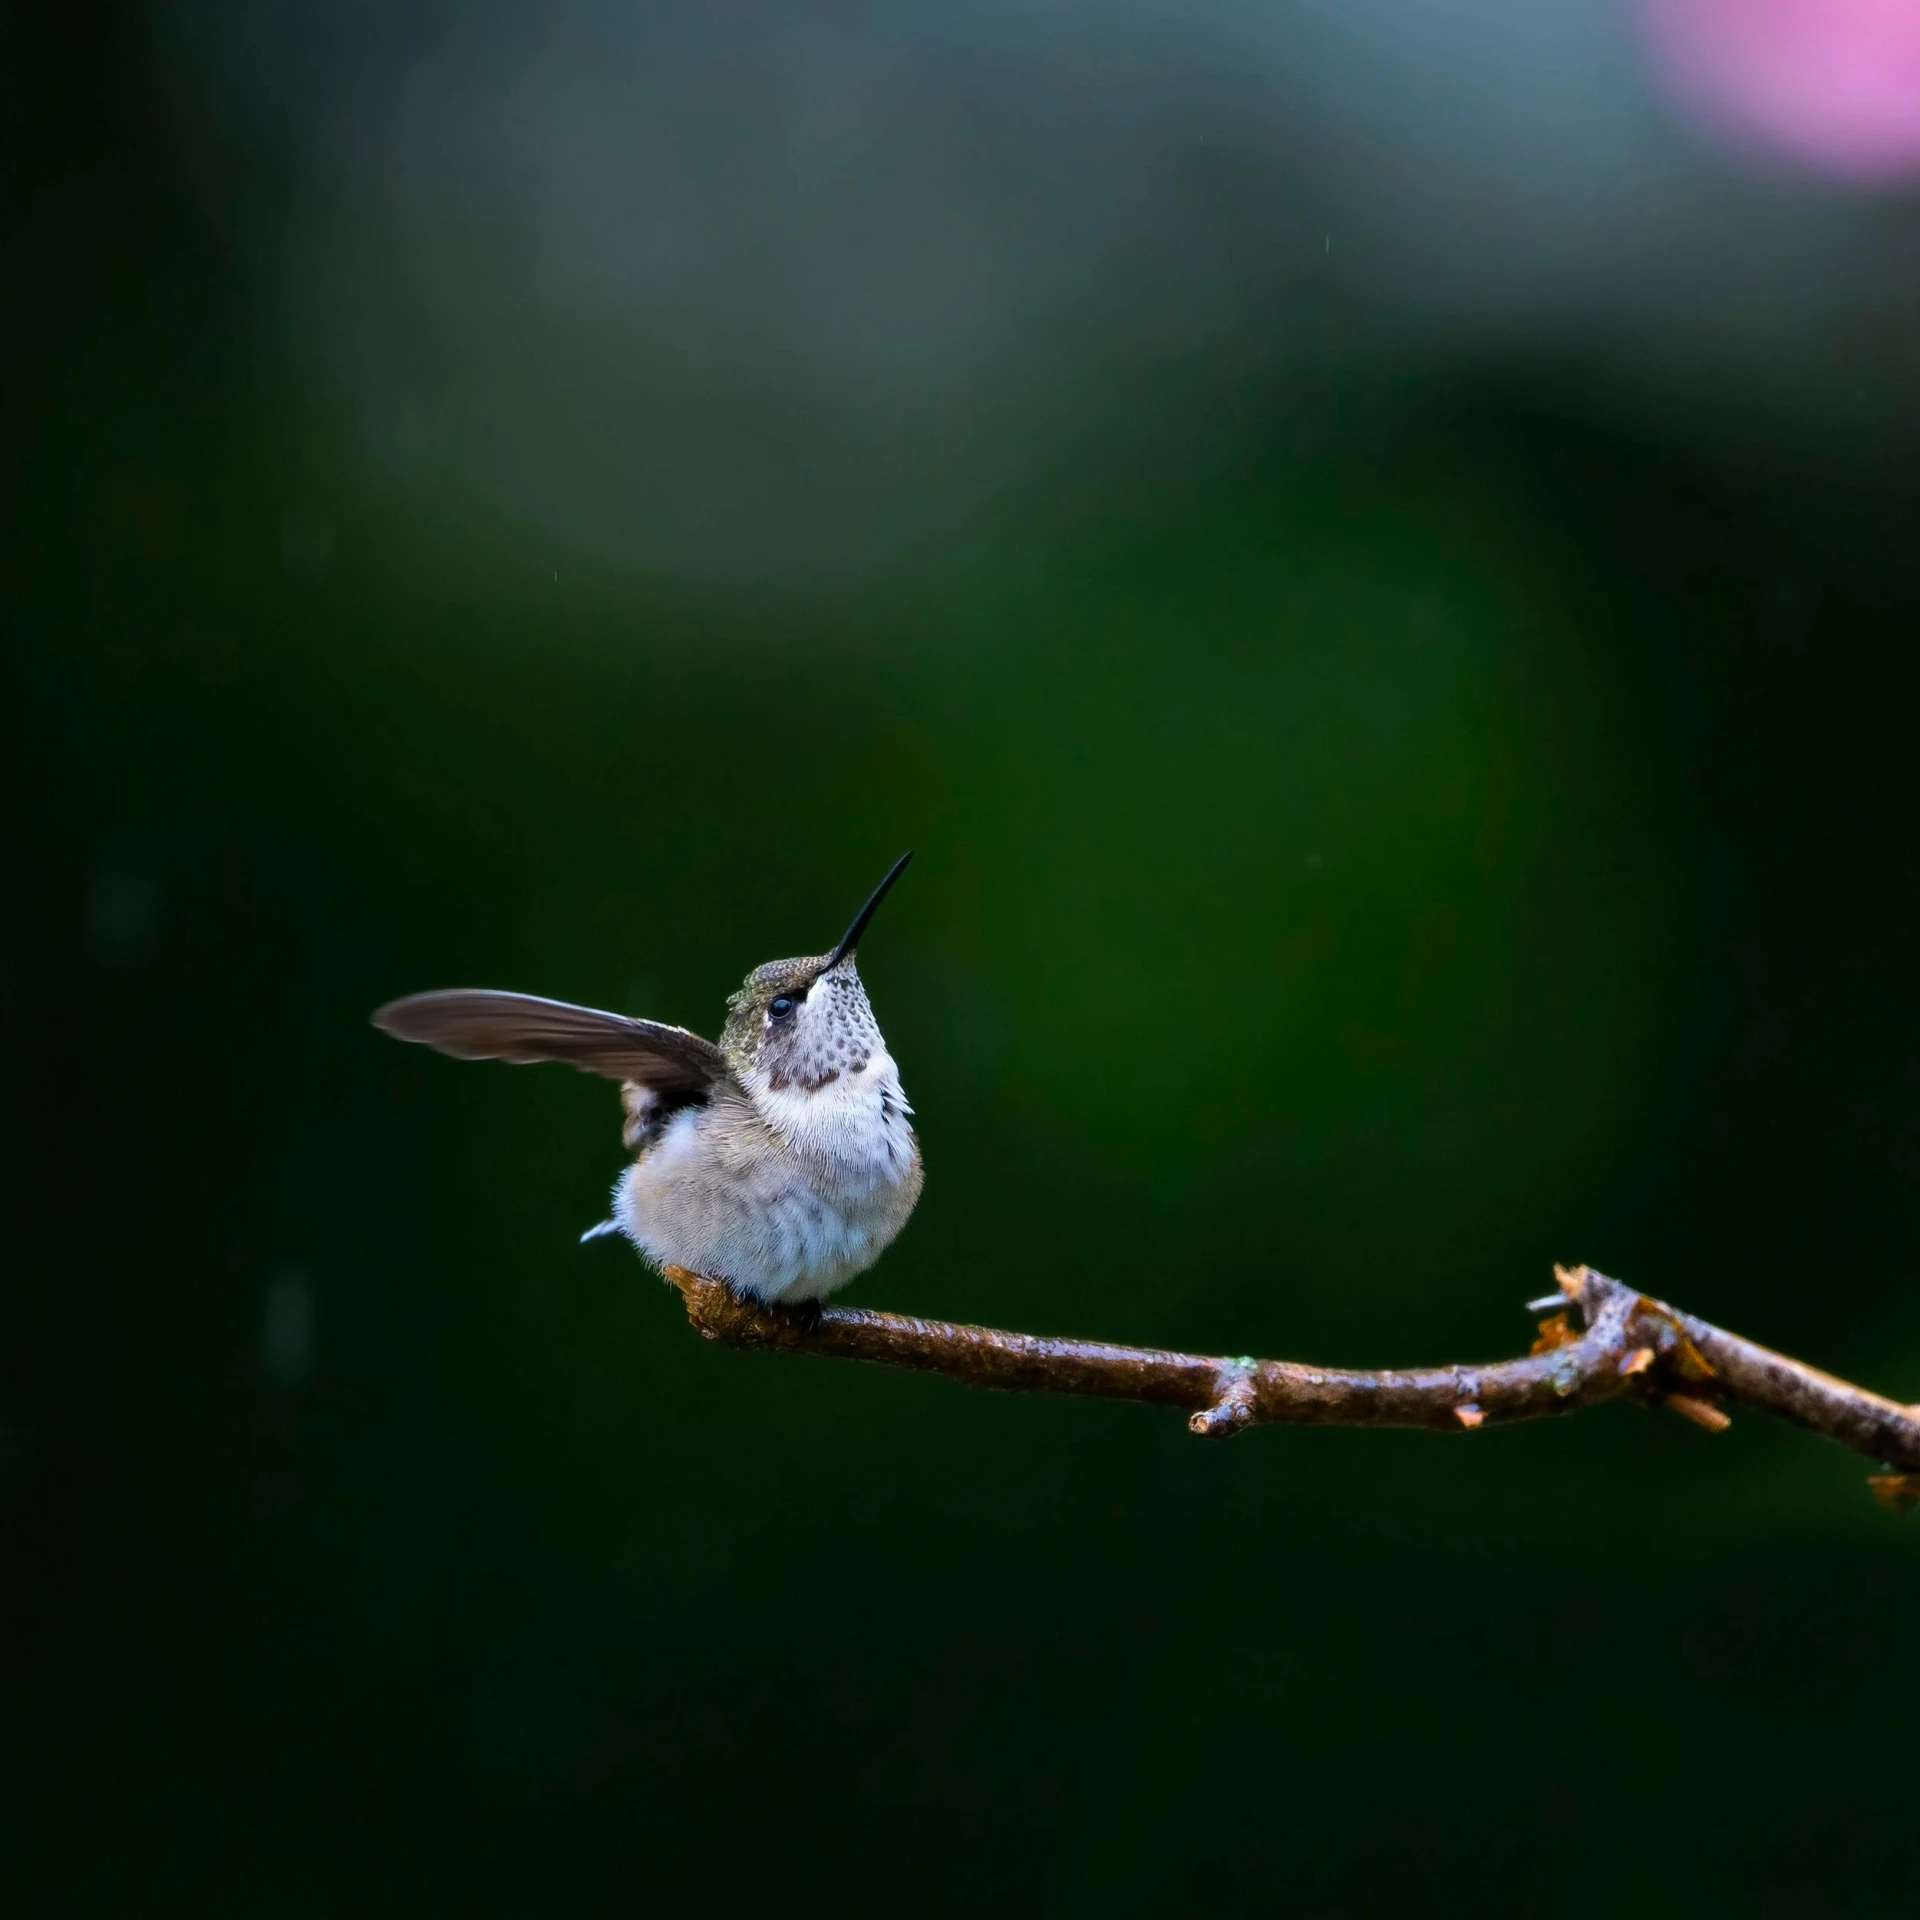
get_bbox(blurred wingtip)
[370,993,424,1039]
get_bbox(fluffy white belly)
[613,1093,920,1304]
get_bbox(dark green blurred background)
[10,3,1920,1914]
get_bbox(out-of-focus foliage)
[9,2,1920,1914]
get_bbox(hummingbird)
[373,853,923,1309]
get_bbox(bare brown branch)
[664,1264,1920,1490]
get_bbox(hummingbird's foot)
[710,1277,825,1336]
[723,1280,827,1335]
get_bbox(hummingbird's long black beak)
[827,852,912,969]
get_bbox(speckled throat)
[720,951,882,1094]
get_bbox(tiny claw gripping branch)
[662,1262,1920,1505]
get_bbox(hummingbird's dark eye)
[769,996,796,1021]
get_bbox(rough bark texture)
[663,1263,1920,1502]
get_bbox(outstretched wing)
[372,989,728,1098]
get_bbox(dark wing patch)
[372,990,727,1098]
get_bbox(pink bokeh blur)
[1640,0,1920,184]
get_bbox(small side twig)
[663,1264,1920,1500]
